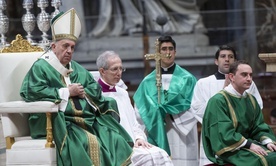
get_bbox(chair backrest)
[0,50,44,137]
[0,52,44,137]
[0,52,43,102]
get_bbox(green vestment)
[133,64,197,155]
[203,90,276,166]
[20,56,133,166]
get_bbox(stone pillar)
[259,53,276,72]
[228,0,243,59]
[245,0,258,71]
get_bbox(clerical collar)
[214,71,226,80]
[224,84,247,97]
[161,63,175,74]
[98,78,116,92]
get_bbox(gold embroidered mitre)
[51,8,81,42]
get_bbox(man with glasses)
[191,45,263,165]
[133,35,198,165]
[95,51,173,165]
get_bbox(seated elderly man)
[20,9,133,166]
[95,50,173,166]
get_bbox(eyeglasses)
[106,66,126,73]
[161,46,174,51]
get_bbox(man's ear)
[99,68,105,75]
[50,43,56,49]
[228,73,234,82]
[215,59,218,66]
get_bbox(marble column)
[245,0,258,71]
[259,53,276,72]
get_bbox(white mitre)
[51,8,81,42]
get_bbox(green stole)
[133,64,196,155]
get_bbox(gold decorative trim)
[85,131,100,166]
[216,137,245,156]
[245,149,268,166]
[219,91,238,128]
[5,137,15,149]
[70,9,75,37]
[0,34,44,53]
[45,112,55,148]
[55,34,77,42]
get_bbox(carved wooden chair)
[0,35,58,165]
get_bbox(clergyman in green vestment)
[20,8,133,166]
[133,36,198,165]
[203,60,276,166]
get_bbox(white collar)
[161,63,174,71]
[224,84,247,97]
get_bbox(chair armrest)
[0,101,58,113]
[0,101,58,149]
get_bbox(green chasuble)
[203,90,276,166]
[133,64,197,155]
[20,56,133,166]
